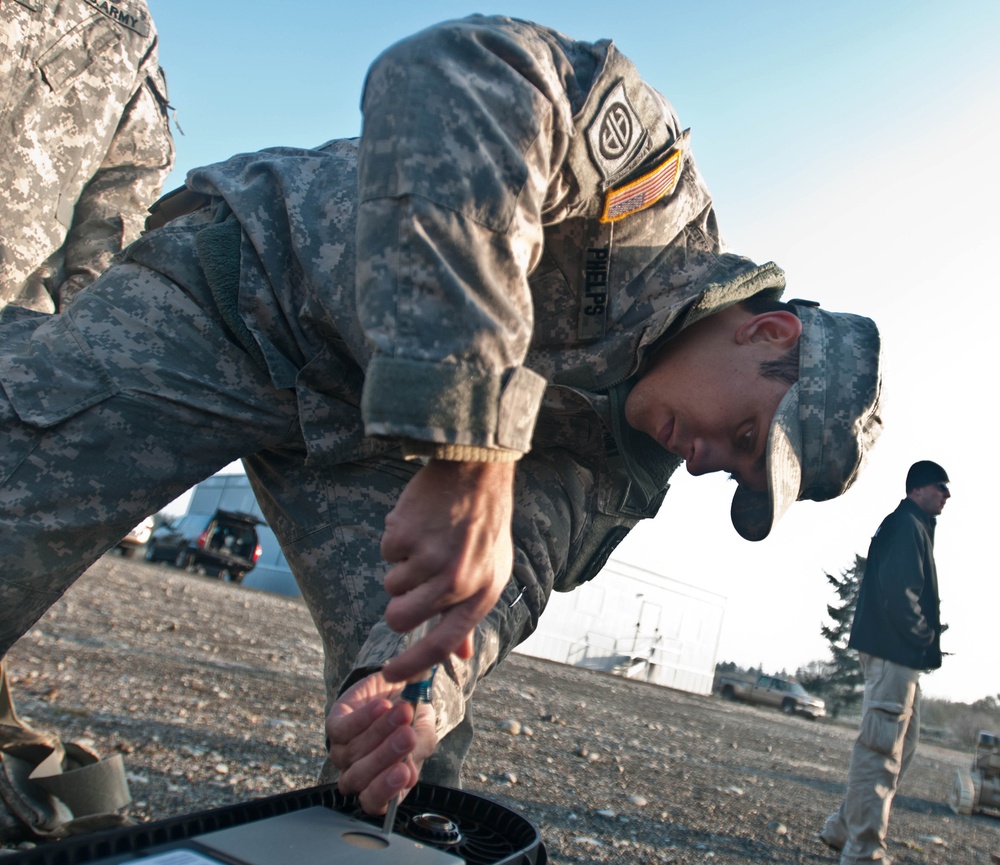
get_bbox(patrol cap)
[905,460,949,492]
[730,301,884,541]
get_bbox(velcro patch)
[578,245,610,341]
[586,81,645,181]
[600,150,682,223]
[84,0,150,37]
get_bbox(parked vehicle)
[716,673,826,719]
[115,514,156,558]
[146,509,263,583]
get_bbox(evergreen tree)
[814,554,866,717]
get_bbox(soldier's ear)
[736,311,801,348]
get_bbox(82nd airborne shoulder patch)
[600,150,683,223]
[586,81,646,182]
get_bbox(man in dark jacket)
[820,460,951,864]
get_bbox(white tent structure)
[514,560,725,696]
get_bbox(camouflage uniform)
[0,0,174,312]
[0,16,837,785]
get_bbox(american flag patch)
[600,150,683,223]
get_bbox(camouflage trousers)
[0,214,484,785]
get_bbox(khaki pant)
[821,653,921,864]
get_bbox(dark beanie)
[905,460,949,492]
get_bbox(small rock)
[768,821,787,836]
[723,786,744,796]
[504,772,517,784]
[628,795,647,807]
[918,835,946,846]
[595,808,616,818]
[575,836,604,847]
[501,719,522,735]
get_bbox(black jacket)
[848,498,942,670]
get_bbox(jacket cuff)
[399,440,521,462]
[362,357,546,454]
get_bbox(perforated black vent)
[362,783,545,865]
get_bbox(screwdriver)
[382,619,438,835]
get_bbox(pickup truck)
[717,674,826,719]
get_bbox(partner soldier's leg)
[241,450,477,783]
[243,449,415,721]
[245,447,546,788]
[0,256,299,655]
[314,444,620,787]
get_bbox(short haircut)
[740,292,800,385]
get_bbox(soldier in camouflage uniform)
[0,0,174,313]
[0,15,883,816]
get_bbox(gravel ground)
[4,555,1000,863]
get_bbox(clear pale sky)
[149,1,1000,704]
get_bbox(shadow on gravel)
[735,766,846,799]
[892,793,954,818]
[485,791,841,864]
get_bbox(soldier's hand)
[379,458,515,682]
[327,672,437,815]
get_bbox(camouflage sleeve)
[350,444,638,742]
[57,52,174,307]
[355,16,599,454]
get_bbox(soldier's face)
[625,307,800,492]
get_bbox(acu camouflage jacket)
[0,0,174,312]
[184,16,787,726]
[186,13,785,496]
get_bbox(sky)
[148,1,1000,704]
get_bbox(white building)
[180,473,726,696]
[516,560,725,695]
